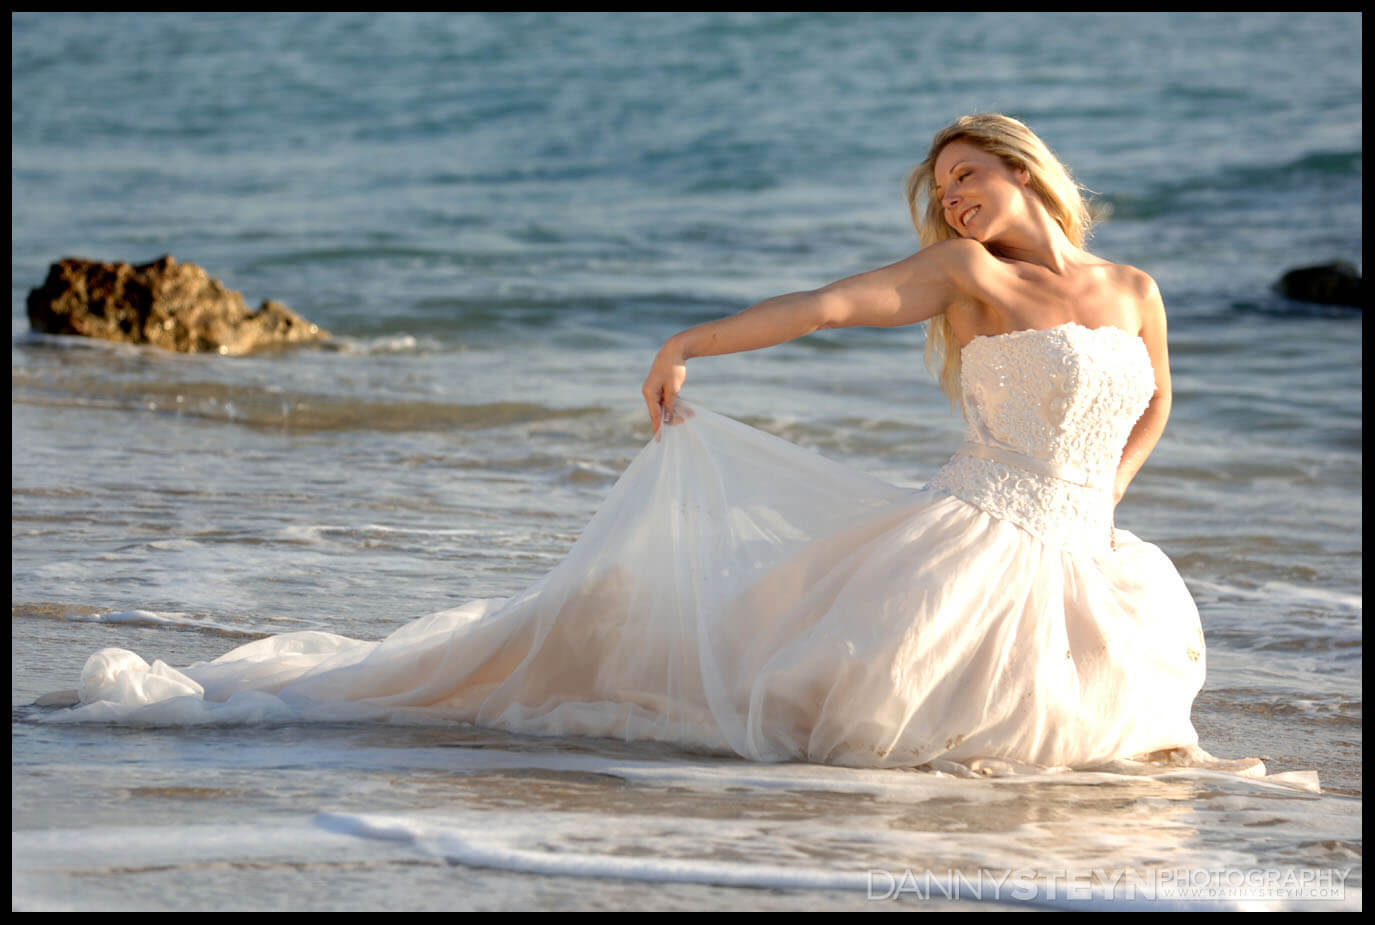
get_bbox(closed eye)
[937,170,974,201]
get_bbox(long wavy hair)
[904,114,1098,407]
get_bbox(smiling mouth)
[960,206,980,228]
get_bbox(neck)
[985,203,1080,274]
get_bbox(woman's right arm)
[641,238,981,434]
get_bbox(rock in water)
[1273,261,1363,308]
[26,255,331,354]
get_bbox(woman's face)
[932,139,1031,241]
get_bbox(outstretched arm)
[640,239,981,433]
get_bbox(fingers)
[641,348,688,438]
[642,382,666,438]
[642,390,690,439]
[643,391,661,437]
[661,401,694,428]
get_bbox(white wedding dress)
[49,321,1209,770]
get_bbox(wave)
[15,286,744,345]
[1188,577,1362,618]
[1101,149,1361,221]
[312,802,1340,909]
[11,371,609,434]
[13,603,281,639]
[327,333,440,355]
[13,777,1355,911]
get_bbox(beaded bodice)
[926,322,1157,551]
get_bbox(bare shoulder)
[1102,261,1164,333]
[923,237,1006,296]
[1106,263,1171,382]
[931,237,997,271]
[1117,262,1161,302]
[928,236,991,260]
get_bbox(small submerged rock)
[26,254,331,354]
[1273,261,1363,308]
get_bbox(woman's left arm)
[1113,276,1172,507]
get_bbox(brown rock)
[25,254,330,354]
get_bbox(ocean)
[11,12,1361,910]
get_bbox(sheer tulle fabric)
[54,397,1206,770]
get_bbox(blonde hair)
[904,114,1098,406]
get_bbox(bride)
[46,114,1211,772]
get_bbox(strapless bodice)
[926,322,1156,550]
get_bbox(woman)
[643,112,1169,516]
[46,115,1209,773]
[624,112,1202,767]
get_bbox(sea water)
[12,12,1360,910]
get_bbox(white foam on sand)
[15,803,1357,911]
[309,806,1359,910]
[11,738,1356,910]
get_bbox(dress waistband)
[955,441,1104,489]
